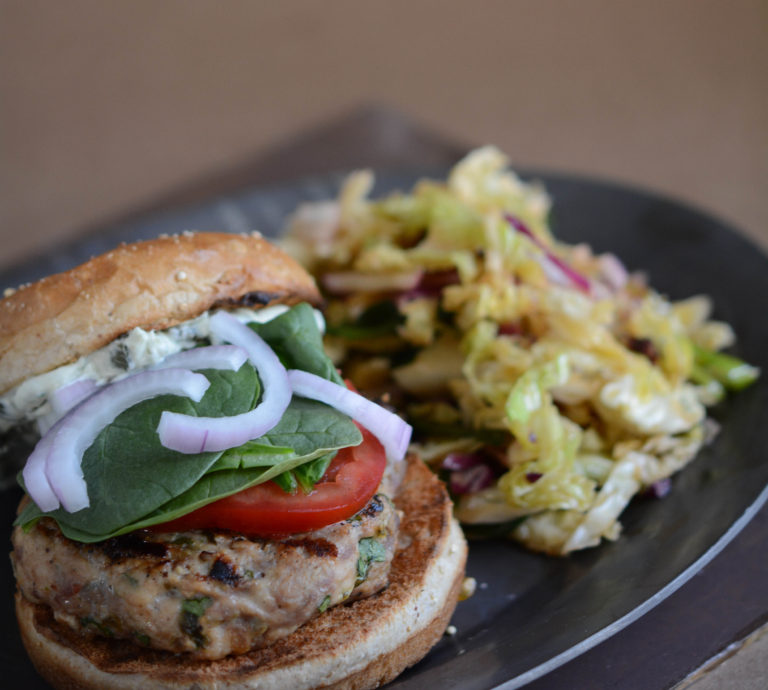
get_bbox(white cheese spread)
[0,306,324,433]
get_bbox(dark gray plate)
[2,171,766,689]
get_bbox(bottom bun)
[16,456,467,690]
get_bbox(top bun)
[0,232,321,395]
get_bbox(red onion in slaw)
[449,464,496,495]
[505,214,591,293]
[442,452,485,472]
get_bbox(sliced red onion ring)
[27,369,210,514]
[49,378,99,415]
[505,214,591,293]
[153,344,248,373]
[22,421,63,512]
[287,369,412,462]
[157,312,291,454]
[37,378,99,435]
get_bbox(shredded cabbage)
[283,146,759,555]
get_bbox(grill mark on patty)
[96,532,169,562]
[279,537,338,558]
[351,494,384,521]
[208,557,240,586]
[13,493,399,659]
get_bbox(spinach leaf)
[17,304,362,542]
[293,452,334,493]
[17,365,260,536]
[133,401,360,517]
[208,398,360,476]
[272,469,298,494]
[356,536,387,585]
[274,452,335,496]
[250,303,344,385]
[180,596,212,648]
[209,442,295,472]
[258,397,360,457]
[326,300,404,340]
[34,399,361,542]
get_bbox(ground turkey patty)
[11,494,398,660]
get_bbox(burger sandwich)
[2,232,467,689]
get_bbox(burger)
[2,232,467,689]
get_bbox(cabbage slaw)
[283,147,758,555]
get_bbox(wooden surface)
[1,0,767,272]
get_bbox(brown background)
[1,0,767,273]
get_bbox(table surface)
[5,108,768,689]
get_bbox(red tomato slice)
[154,425,386,537]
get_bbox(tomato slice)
[154,426,386,537]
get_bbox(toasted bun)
[0,232,321,394]
[15,456,467,689]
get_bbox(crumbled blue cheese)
[0,306,324,432]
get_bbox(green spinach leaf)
[250,303,344,385]
[17,365,260,535]
[209,442,295,472]
[180,596,212,648]
[293,452,335,493]
[17,304,362,542]
[272,469,298,494]
[356,536,387,585]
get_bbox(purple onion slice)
[449,464,496,495]
[22,423,62,512]
[25,368,210,513]
[153,344,248,373]
[157,312,291,454]
[597,253,629,291]
[287,369,412,462]
[37,378,99,435]
[505,214,591,293]
[442,452,485,472]
[49,378,98,416]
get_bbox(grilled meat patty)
[11,494,398,660]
